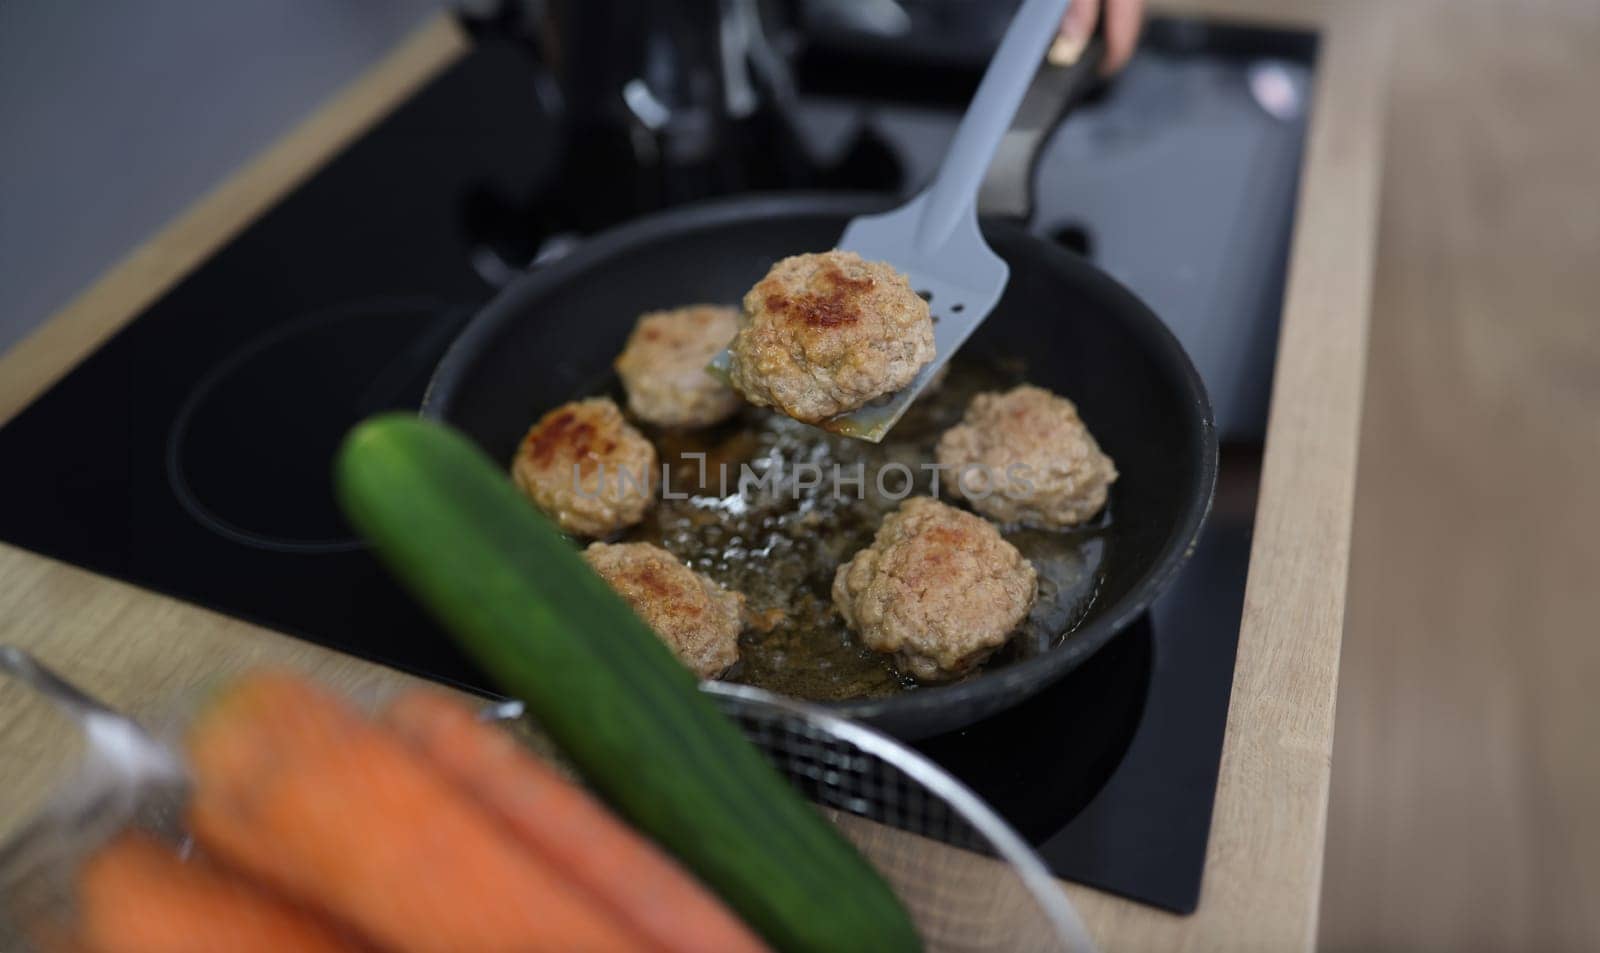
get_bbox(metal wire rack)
[705,682,1094,952]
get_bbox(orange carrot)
[72,830,362,953]
[382,690,770,953]
[185,671,642,953]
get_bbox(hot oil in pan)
[616,357,1112,702]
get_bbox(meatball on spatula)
[710,0,1093,442]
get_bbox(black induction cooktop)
[0,20,1313,914]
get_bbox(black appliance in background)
[0,10,1316,913]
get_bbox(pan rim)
[424,191,1219,738]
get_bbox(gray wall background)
[0,1,441,354]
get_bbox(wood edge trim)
[0,14,468,425]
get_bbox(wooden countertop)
[1321,2,1600,948]
[0,3,1390,950]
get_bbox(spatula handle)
[913,0,1076,254]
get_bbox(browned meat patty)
[936,384,1117,528]
[511,397,657,538]
[583,541,743,678]
[832,496,1036,681]
[727,250,934,423]
[614,304,742,428]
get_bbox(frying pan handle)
[910,0,1075,254]
[977,23,1107,222]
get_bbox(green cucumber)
[336,415,920,953]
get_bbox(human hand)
[1051,0,1146,74]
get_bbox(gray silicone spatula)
[711,0,1077,442]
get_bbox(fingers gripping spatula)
[711,0,1082,442]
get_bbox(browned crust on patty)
[727,250,935,423]
[511,397,658,538]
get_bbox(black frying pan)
[422,190,1216,738]
[423,21,1215,737]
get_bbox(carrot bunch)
[64,672,768,953]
